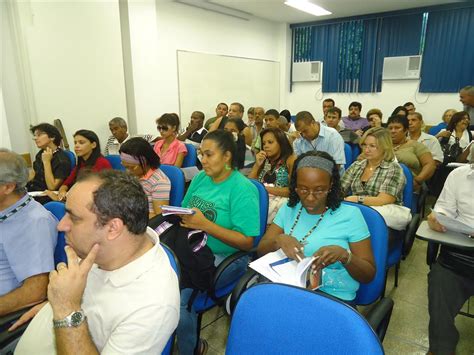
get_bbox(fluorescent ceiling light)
[284,0,331,17]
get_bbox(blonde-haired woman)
[429,109,457,136]
[341,127,410,230]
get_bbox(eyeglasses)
[295,187,329,198]
[360,143,378,150]
[157,125,169,131]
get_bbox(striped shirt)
[104,134,154,156]
[140,168,171,213]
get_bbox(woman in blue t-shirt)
[176,130,260,355]
[257,151,375,302]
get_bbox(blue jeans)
[176,254,249,355]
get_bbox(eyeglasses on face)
[295,187,329,198]
[360,143,378,150]
[157,125,169,131]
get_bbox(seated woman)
[437,111,472,153]
[154,113,187,167]
[364,108,384,131]
[176,130,260,354]
[391,106,408,117]
[224,118,249,169]
[119,137,171,218]
[341,127,409,231]
[387,115,436,191]
[27,123,71,204]
[46,130,111,201]
[248,127,296,222]
[429,108,456,136]
[257,151,375,303]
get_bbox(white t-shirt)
[15,228,180,355]
[417,132,444,163]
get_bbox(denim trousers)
[176,254,249,354]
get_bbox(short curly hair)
[288,151,342,211]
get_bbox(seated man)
[407,112,443,165]
[104,117,153,155]
[342,101,369,136]
[324,107,359,145]
[0,149,57,316]
[426,162,474,355]
[15,170,180,354]
[178,110,208,145]
[293,111,345,170]
[204,102,228,130]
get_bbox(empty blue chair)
[182,143,198,168]
[44,201,67,265]
[64,150,76,169]
[344,143,354,170]
[226,283,384,354]
[105,155,125,171]
[352,144,361,162]
[160,165,185,206]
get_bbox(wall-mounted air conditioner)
[382,55,422,80]
[292,61,322,82]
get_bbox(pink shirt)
[153,139,187,165]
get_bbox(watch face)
[71,311,84,325]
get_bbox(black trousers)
[428,262,474,354]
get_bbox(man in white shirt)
[15,170,180,354]
[104,117,153,155]
[426,163,474,355]
[408,112,444,164]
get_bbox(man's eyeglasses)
[295,187,329,198]
[157,125,169,131]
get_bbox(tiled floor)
[195,239,474,355]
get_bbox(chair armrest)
[426,241,440,266]
[209,250,252,298]
[0,307,32,348]
[365,297,394,342]
[403,213,421,258]
[229,269,260,315]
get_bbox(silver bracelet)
[342,249,352,266]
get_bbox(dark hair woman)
[257,151,375,302]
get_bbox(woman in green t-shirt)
[176,130,260,354]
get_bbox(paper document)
[249,249,320,289]
[28,191,47,197]
[433,211,474,236]
[181,166,200,182]
[161,206,195,216]
[446,162,469,168]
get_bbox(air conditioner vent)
[383,55,422,80]
[292,61,322,82]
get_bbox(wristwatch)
[357,195,365,204]
[53,310,86,328]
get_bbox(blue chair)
[428,123,446,136]
[161,243,180,355]
[160,165,185,207]
[182,143,197,168]
[105,155,125,171]
[226,283,384,354]
[344,143,354,170]
[191,179,268,342]
[64,150,76,170]
[352,144,361,162]
[44,201,67,265]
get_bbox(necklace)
[393,139,407,151]
[288,205,328,245]
[0,195,32,223]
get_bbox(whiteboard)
[177,50,280,127]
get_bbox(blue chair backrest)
[352,144,361,162]
[105,155,126,171]
[160,165,185,206]
[248,179,269,246]
[44,201,67,265]
[343,202,388,305]
[226,283,383,354]
[64,150,76,169]
[182,143,197,168]
[344,143,353,170]
[399,163,415,212]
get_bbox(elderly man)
[459,86,474,126]
[104,117,153,155]
[0,149,57,316]
[342,101,369,136]
[293,111,345,170]
[15,170,180,354]
[426,161,474,355]
[178,111,208,144]
[408,112,443,164]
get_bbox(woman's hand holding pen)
[277,234,304,261]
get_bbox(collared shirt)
[416,132,444,163]
[154,138,188,165]
[0,195,57,295]
[341,159,406,205]
[188,127,208,144]
[104,134,154,156]
[15,228,180,354]
[342,116,369,131]
[292,124,346,166]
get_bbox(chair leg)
[394,263,399,288]
[382,270,388,297]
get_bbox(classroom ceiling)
[207,0,462,23]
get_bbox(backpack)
[149,214,216,310]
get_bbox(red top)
[63,156,112,187]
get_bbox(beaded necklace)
[288,205,328,245]
[0,195,32,223]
